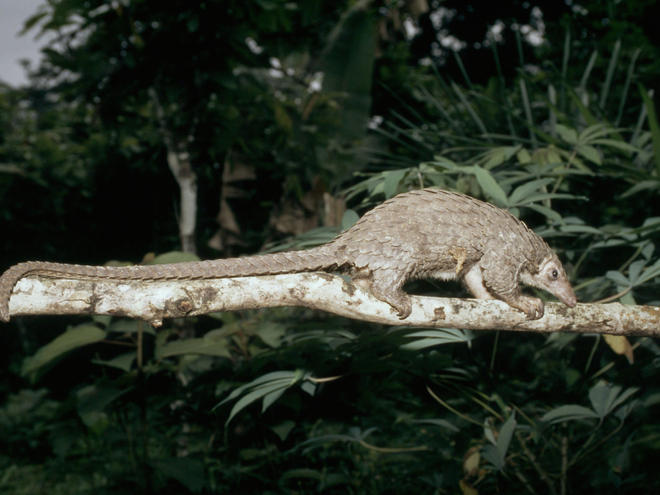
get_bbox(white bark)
[5,273,660,336]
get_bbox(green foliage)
[216,369,317,425]
[21,323,107,379]
[2,0,381,266]
[400,328,473,350]
[542,381,638,423]
[482,413,516,472]
[639,84,660,176]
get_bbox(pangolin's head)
[523,254,577,308]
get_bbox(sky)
[0,0,47,86]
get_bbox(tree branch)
[5,273,659,335]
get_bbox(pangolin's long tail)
[0,245,341,322]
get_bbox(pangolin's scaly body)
[0,188,577,322]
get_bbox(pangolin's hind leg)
[353,267,413,319]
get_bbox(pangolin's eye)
[551,269,559,279]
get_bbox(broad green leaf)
[427,156,460,171]
[576,144,602,165]
[589,382,638,419]
[556,124,577,144]
[620,179,659,198]
[641,241,656,260]
[107,319,156,335]
[92,314,112,327]
[534,145,563,165]
[401,328,472,350]
[156,337,231,359]
[628,260,646,283]
[368,180,385,197]
[92,352,136,372]
[508,178,554,205]
[516,148,531,164]
[578,124,615,142]
[513,192,576,206]
[255,322,286,348]
[525,204,563,223]
[642,217,660,229]
[560,224,604,235]
[341,209,360,231]
[77,409,110,434]
[301,380,317,396]
[605,270,631,287]
[482,146,520,168]
[644,393,660,407]
[590,138,638,153]
[262,388,287,412]
[482,444,505,471]
[22,324,107,376]
[225,380,291,425]
[217,369,309,424]
[541,405,599,423]
[620,291,636,305]
[559,151,591,172]
[271,420,296,441]
[637,259,660,285]
[218,370,305,406]
[471,166,508,207]
[496,413,516,465]
[383,169,407,198]
[592,239,632,249]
